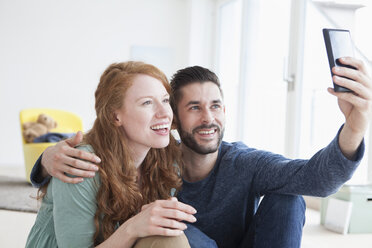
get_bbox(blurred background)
[1,0,372,247]
[2,0,371,184]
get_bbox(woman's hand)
[97,198,196,248]
[125,197,197,238]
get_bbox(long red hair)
[84,61,182,244]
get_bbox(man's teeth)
[198,130,215,135]
[151,124,169,130]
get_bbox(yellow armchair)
[20,108,83,183]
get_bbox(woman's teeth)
[151,124,169,130]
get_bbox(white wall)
[0,0,196,166]
[187,0,215,67]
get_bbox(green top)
[26,145,178,247]
[26,145,101,248]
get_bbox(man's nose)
[201,109,214,124]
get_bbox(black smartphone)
[323,28,356,92]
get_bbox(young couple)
[27,58,372,248]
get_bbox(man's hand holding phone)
[327,56,372,159]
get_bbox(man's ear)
[172,113,179,130]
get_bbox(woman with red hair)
[26,61,196,248]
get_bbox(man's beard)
[178,124,224,154]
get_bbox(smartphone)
[323,28,356,92]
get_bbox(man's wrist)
[30,154,51,187]
[41,165,49,178]
[339,124,364,160]
[40,148,52,178]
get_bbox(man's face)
[176,82,225,154]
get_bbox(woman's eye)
[163,98,170,103]
[143,100,152,105]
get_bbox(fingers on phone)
[332,68,370,91]
[340,57,366,71]
[333,73,370,98]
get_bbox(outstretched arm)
[329,57,372,160]
[32,131,101,185]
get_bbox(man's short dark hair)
[170,66,223,113]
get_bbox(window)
[216,0,290,155]
[299,0,371,184]
[215,0,242,142]
[215,0,372,184]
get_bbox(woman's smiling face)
[115,74,173,154]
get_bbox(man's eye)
[211,104,221,109]
[190,106,200,110]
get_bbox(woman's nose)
[155,102,171,119]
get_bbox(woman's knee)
[134,233,190,248]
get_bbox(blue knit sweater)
[177,130,364,247]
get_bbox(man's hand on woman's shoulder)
[41,131,101,184]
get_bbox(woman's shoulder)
[76,143,95,153]
[51,170,100,194]
[51,143,101,193]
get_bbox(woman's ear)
[114,112,122,127]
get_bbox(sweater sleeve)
[52,146,99,248]
[250,126,365,197]
[30,154,51,187]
